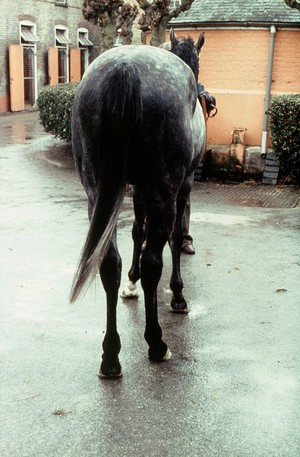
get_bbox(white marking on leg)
[163,347,172,361]
[120,280,139,298]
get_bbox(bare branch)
[137,0,195,45]
[116,4,139,43]
[285,0,300,11]
[82,0,123,27]
[82,1,139,51]
[169,0,194,19]
[136,0,152,8]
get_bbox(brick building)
[1,0,299,152]
[0,0,103,112]
[167,0,300,147]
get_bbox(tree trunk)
[150,16,169,47]
[100,21,117,53]
[121,33,133,45]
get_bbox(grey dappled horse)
[70,31,206,377]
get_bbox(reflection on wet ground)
[0,110,46,145]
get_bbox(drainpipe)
[261,25,276,158]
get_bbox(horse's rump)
[77,46,203,184]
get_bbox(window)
[20,25,39,44]
[78,30,93,48]
[19,22,39,106]
[55,27,71,83]
[77,28,93,78]
[169,0,182,8]
[55,0,67,5]
[55,28,71,47]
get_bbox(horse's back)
[78,45,197,113]
[83,45,191,82]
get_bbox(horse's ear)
[170,28,178,48]
[195,32,205,54]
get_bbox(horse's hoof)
[171,305,189,314]
[99,358,122,379]
[171,298,189,313]
[98,368,123,379]
[98,371,123,379]
[149,346,172,362]
[121,280,139,298]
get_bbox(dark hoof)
[98,370,123,379]
[148,344,172,362]
[99,360,122,379]
[171,298,189,313]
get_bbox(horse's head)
[162,29,205,81]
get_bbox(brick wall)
[0,0,101,112]
[187,28,300,146]
[157,28,300,146]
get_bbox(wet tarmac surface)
[1,111,300,456]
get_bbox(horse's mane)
[169,37,199,80]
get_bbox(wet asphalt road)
[1,111,300,457]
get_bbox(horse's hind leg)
[99,233,122,378]
[169,179,192,312]
[121,186,146,298]
[141,208,173,361]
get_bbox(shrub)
[37,82,79,143]
[269,94,300,183]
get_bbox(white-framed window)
[19,21,39,107]
[55,26,71,83]
[55,0,67,5]
[77,28,93,78]
[170,0,182,8]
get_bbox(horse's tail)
[70,63,142,302]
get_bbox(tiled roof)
[171,0,300,26]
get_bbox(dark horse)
[70,30,206,377]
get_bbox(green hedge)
[37,82,79,143]
[269,94,300,183]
